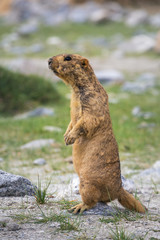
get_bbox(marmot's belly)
[73,136,121,184]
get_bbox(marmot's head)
[48,54,94,86]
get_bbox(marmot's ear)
[80,58,89,68]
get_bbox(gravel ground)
[0,169,160,240]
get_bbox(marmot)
[48,54,146,214]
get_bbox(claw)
[68,203,90,215]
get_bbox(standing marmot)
[48,54,146,214]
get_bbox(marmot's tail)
[118,187,147,213]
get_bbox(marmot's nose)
[48,58,53,66]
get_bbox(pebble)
[15,107,54,119]
[0,217,11,226]
[149,14,160,27]
[132,106,154,119]
[125,10,148,27]
[43,126,62,132]
[138,122,156,129]
[119,35,155,54]
[46,36,62,45]
[17,21,39,36]
[0,157,4,162]
[95,69,124,85]
[7,223,21,231]
[133,160,160,183]
[20,139,55,150]
[89,9,109,24]
[122,72,156,94]
[33,158,46,166]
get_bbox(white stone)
[149,14,160,27]
[0,157,4,162]
[33,158,46,166]
[43,126,62,132]
[46,36,62,45]
[15,107,54,119]
[120,35,155,54]
[89,9,109,23]
[20,139,55,150]
[125,10,148,27]
[95,69,124,85]
[132,106,141,117]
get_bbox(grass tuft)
[109,226,134,240]
[34,176,51,204]
[0,66,60,115]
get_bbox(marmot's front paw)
[64,133,76,145]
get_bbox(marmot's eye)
[64,56,72,61]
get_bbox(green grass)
[0,66,60,114]
[34,176,51,204]
[109,226,134,240]
[11,207,80,232]
[99,209,144,224]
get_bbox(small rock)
[46,36,62,45]
[122,72,156,94]
[1,33,19,47]
[64,156,73,164]
[89,9,110,23]
[17,21,39,36]
[132,106,141,117]
[122,82,149,94]
[0,170,35,197]
[29,43,43,53]
[70,176,79,194]
[153,160,160,168]
[43,126,62,132]
[149,14,160,27]
[0,157,4,162]
[9,46,28,55]
[132,106,154,119]
[68,5,90,23]
[133,160,160,182]
[20,139,55,150]
[33,158,46,166]
[15,107,54,119]
[0,217,11,227]
[49,222,61,228]
[95,69,124,85]
[121,176,135,193]
[7,223,21,231]
[137,72,156,83]
[119,35,155,54]
[138,122,156,129]
[83,202,117,216]
[125,10,148,27]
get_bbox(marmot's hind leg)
[69,181,101,214]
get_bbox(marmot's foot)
[68,203,90,214]
[64,133,76,145]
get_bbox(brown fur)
[48,53,147,214]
